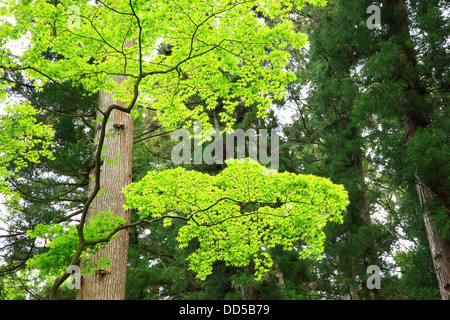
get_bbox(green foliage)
[0,0,332,300]
[1,0,447,300]
[0,0,324,133]
[26,211,125,276]
[278,0,386,299]
[0,101,54,202]
[277,0,448,300]
[124,159,349,280]
[394,248,441,300]
[0,76,95,300]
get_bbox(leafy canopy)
[124,160,349,280]
[1,0,325,131]
[0,0,334,288]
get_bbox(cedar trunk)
[418,185,450,300]
[77,78,134,300]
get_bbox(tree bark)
[417,184,450,300]
[403,114,450,300]
[77,79,134,300]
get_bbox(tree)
[124,160,349,281]
[0,77,94,299]
[1,0,329,299]
[76,74,134,300]
[360,0,450,299]
[278,0,391,299]
[277,0,448,299]
[125,82,305,300]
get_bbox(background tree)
[279,0,448,299]
[365,0,449,299]
[0,70,95,299]
[280,0,393,299]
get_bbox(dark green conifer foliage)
[280,0,446,299]
[280,0,390,300]
[0,69,95,299]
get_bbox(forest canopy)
[0,0,448,301]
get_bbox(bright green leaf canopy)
[0,0,325,131]
[124,160,349,280]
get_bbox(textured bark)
[419,186,450,300]
[77,79,134,300]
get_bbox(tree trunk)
[418,184,450,300]
[403,115,450,300]
[77,79,134,300]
